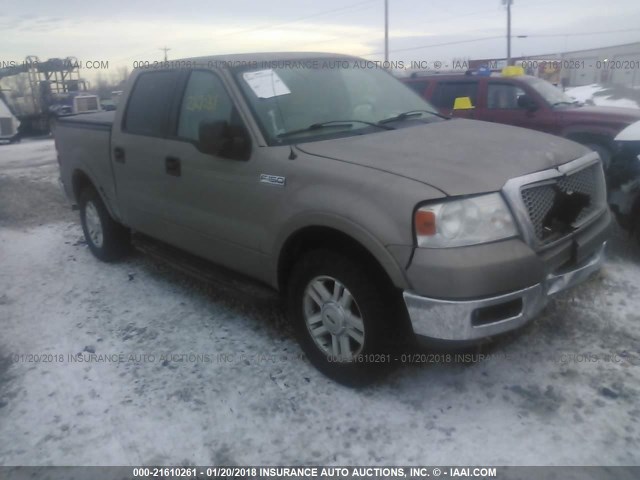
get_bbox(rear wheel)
[286,249,395,386]
[79,187,130,262]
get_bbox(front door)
[157,69,285,274]
[481,82,557,134]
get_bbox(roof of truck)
[170,51,359,66]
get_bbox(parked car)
[0,95,21,144]
[54,53,611,385]
[401,69,640,169]
[608,121,640,244]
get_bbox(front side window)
[124,71,178,136]
[177,71,234,141]
[521,76,575,107]
[430,81,478,109]
[487,83,527,109]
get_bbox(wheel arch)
[276,220,411,295]
[564,130,614,149]
[71,168,121,221]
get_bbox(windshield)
[233,59,441,144]
[521,76,576,107]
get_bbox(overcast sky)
[2,0,640,80]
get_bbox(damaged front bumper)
[402,242,606,341]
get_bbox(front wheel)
[79,187,130,262]
[286,249,396,386]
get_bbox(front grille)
[0,118,13,136]
[520,162,604,245]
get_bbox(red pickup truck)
[401,72,640,168]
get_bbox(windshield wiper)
[277,120,393,139]
[378,109,449,125]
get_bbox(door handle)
[165,156,181,176]
[113,147,125,163]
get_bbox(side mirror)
[517,94,538,111]
[198,120,227,155]
[198,120,251,160]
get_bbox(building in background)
[468,41,640,87]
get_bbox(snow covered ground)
[1,139,639,466]
[566,84,640,109]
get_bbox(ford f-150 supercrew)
[55,52,611,385]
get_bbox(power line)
[361,28,640,57]
[524,28,640,38]
[214,0,378,39]
[110,0,378,64]
[362,36,504,56]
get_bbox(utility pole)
[160,46,171,62]
[503,0,513,65]
[384,0,389,63]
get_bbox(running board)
[132,233,278,301]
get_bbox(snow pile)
[566,84,639,109]
[0,138,58,182]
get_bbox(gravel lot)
[0,138,639,466]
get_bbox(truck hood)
[296,119,589,196]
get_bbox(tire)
[286,249,395,386]
[79,186,130,262]
[585,143,612,171]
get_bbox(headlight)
[414,193,518,248]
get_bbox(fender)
[71,163,122,223]
[272,211,412,291]
[561,125,618,142]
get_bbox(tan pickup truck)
[55,52,611,385]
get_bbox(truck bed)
[55,111,118,215]
[56,111,114,129]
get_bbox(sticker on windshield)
[242,69,291,99]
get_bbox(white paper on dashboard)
[242,69,291,99]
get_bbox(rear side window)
[124,71,178,136]
[431,81,478,109]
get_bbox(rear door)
[429,80,480,119]
[111,70,181,238]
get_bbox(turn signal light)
[415,210,436,236]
